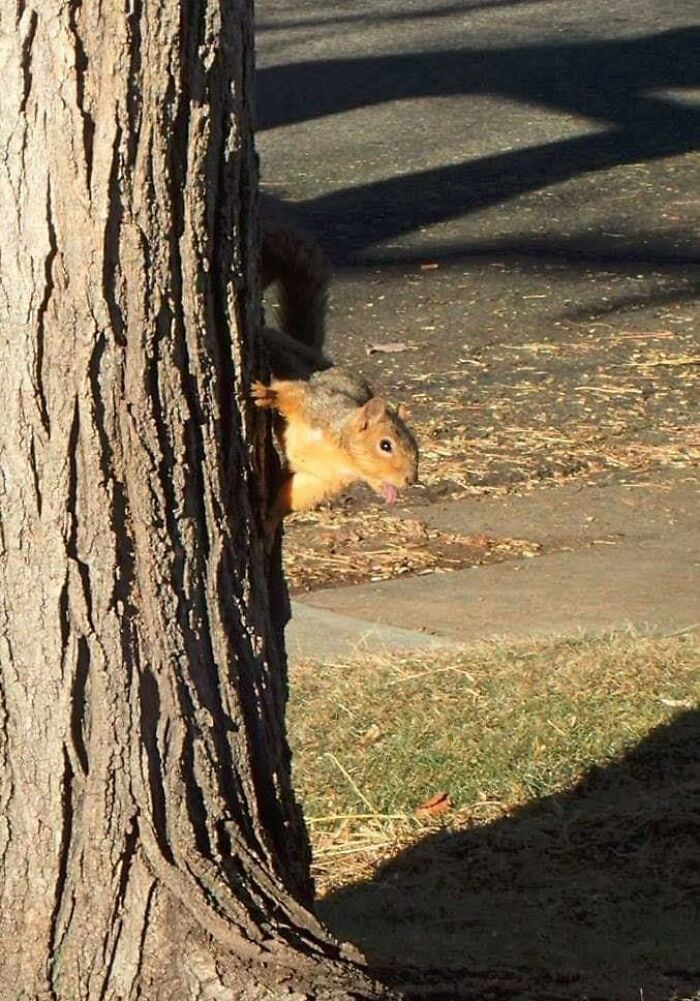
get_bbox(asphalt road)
[256,0,700,638]
[255,0,699,484]
[256,0,699,265]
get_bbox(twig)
[306,812,412,824]
[325,753,377,812]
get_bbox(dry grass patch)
[288,632,700,891]
[288,632,700,999]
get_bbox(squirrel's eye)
[379,438,394,453]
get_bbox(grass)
[287,632,700,1000]
[289,632,699,863]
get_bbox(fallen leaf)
[366,341,413,354]
[416,791,451,816]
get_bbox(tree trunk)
[0,3,388,997]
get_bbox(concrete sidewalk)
[286,472,700,660]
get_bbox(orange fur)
[252,378,418,537]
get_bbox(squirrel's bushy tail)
[261,225,330,353]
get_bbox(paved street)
[255,0,700,657]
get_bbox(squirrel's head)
[346,397,419,502]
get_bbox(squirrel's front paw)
[251,381,277,409]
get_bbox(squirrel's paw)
[251,381,277,409]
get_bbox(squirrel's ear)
[364,397,387,425]
[354,396,386,431]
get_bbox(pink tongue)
[382,483,398,504]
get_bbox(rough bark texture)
[0,3,387,997]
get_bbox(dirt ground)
[281,259,699,592]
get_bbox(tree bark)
[0,3,388,997]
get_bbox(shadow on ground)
[258,28,700,260]
[318,710,700,1000]
[256,0,547,36]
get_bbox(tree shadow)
[257,28,700,260]
[319,709,700,1000]
[367,229,700,267]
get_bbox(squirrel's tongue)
[382,483,398,504]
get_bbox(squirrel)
[255,224,419,536]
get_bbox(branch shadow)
[358,229,700,321]
[256,0,553,35]
[318,709,700,1000]
[257,28,700,260]
[258,29,700,131]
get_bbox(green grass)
[289,631,699,826]
[287,632,700,999]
